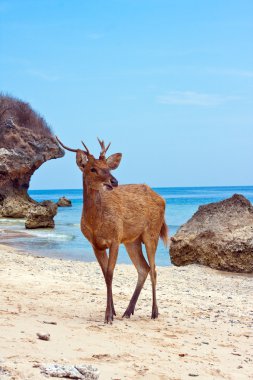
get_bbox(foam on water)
[20,230,75,241]
[0,218,25,225]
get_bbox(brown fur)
[56,137,169,323]
[160,220,169,248]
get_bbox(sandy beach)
[0,244,252,380]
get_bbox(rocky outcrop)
[57,196,72,207]
[0,197,34,218]
[25,201,58,229]
[170,194,253,273]
[0,95,64,225]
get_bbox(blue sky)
[1,0,252,188]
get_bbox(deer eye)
[90,168,97,173]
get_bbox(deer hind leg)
[143,235,159,319]
[93,247,116,317]
[123,239,150,318]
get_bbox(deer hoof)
[122,307,134,319]
[122,311,131,319]
[151,306,159,319]
[104,309,114,324]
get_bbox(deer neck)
[82,179,103,228]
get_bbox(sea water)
[1,186,252,266]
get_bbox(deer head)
[55,136,122,191]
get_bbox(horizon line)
[29,184,253,192]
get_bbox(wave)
[0,218,25,225]
[15,229,75,241]
[58,222,80,227]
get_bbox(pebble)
[36,332,50,341]
[43,320,57,325]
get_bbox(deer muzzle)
[110,176,118,187]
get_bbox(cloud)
[27,69,59,82]
[157,91,239,107]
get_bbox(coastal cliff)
[0,95,64,223]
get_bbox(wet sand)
[0,244,252,379]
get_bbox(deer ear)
[106,153,122,170]
[76,150,88,171]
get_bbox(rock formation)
[25,201,58,229]
[57,196,72,207]
[0,95,64,225]
[170,194,253,273]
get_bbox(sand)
[0,244,252,380]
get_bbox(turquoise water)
[1,186,253,266]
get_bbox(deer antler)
[97,137,111,159]
[81,141,90,156]
[55,136,78,153]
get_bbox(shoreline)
[1,244,252,380]
[1,185,253,268]
[0,226,171,266]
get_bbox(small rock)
[0,366,11,379]
[37,332,50,341]
[92,354,109,359]
[40,364,99,379]
[76,365,99,379]
[43,320,57,325]
[57,196,72,207]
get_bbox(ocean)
[1,186,252,266]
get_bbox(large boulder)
[0,95,64,221]
[170,194,253,273]
[25,201,58,229]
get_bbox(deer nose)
[110,177,118,187]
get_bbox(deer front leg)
[105,243,119,324]
[93,247,116,316]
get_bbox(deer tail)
[160,220,169,248]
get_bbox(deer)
[56,136,168,323]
